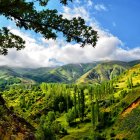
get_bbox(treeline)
[0,77,21,90]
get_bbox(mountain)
[0,66,35,90]
[0,63,98,86]
[0,60,140,85]
[23,63,96,83]
[77,61,131,84]
[12,63,98,83]
[1,62,140,139]
[127,59,140,67]
[42,63,98,83]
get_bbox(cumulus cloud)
[0,4,140,68]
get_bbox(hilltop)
[0,60,140,85]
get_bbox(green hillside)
[0,66,35,90]
[77,61,130,84]
[114,63,140,89]
[105,63,140,139]
[1,61,140,139]
[1,60,140,84]
[46,63,97,83]
[3,63,98,83]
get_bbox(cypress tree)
[80,88,85,121]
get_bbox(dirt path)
[121,97,140,117]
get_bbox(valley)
[0,60,140,139]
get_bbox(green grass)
[61,122,92,140]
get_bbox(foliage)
[0,27,25,55]
[66,107,76,125]
[1,63,140,139]
[0,0,97,55]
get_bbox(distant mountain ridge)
[0,60,140,84]
[14,63,98,83]
[76,60,140,84]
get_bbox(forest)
[1,61,140,139]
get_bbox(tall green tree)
[73,86,77,122]
[80,88,85,121]
[0,0,98,55]
[89,87,94,126]
[127,75,133,89]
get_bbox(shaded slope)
[0,66,35,90]
[0,66,20,78]
[0,95,35,139]
[128,59,140,67]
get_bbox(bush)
[47,111,55,122]
[65,108,76,125]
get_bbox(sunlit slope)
[106,64,140,140]
[109,87,140,140]
[114,63,140,89]
[77,61,130,84]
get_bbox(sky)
[0,0,140,67]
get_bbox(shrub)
[65,108,76,125]
[47,111,55,122]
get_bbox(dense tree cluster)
[1,80,118,138]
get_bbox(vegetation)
[0,0,98,55]
[0,61,140,139]
[1,1,140,139]
[77,61,131,84]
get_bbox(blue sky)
[46,0,140,48]
[0,0,140,67]
[92,0,140,48]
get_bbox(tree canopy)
[0,0,98,55]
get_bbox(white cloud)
[0,4,140,68]
[62,6,90,22]
[94,4,108,11]
[87,0,93,7]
